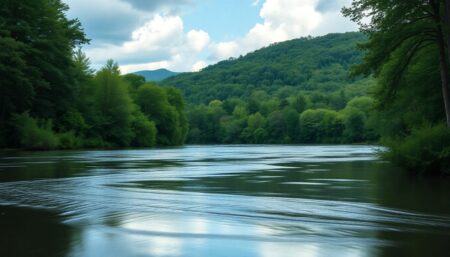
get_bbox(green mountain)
[133,69,179,81]
[161,32,378,144]
[163,32,368,104]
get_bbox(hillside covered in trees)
[163,32,379,144]
[0,0,188,150]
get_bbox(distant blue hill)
[132,69,179,81]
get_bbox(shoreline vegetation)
[0,1,188,150]
[342,1,450,175]
[0,0,449,174]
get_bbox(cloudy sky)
[63,0,357,73]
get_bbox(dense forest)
[0,0,188,149]
[163,33,380,144]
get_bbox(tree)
[241,112,267,143]
[165,87,189,144]
[342,0,450,127]
[343,109,366,142]
[291,93,309,113]
[267,111,286,142]
[283,108,300,142]
[300,109,344,143]
[136,84,187,145]
[92,65,134,146]
[123,73,146,99]
[130,110,157,147]
[343,0,450,173]
[0,0,87,146]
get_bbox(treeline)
[343,0,450,174]
[0,0,187,150]
[186,76,379,144]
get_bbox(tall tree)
[342,0,450,127]
[92,65,134,146]
[0,0,87,145]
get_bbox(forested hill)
[163,32,367,104]
[162,32,378,145]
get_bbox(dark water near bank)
[0,145,449,257]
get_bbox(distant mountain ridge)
[132,69,179,81]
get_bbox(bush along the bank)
[382,124,450,175]
[342,0,450,174]
[6,60,188,150]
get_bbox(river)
[0,145,449,257]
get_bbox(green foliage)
[83,137,108,149]
[383,124,450,174]
[60,111,87,136]
[130,110,157,147]
[290,93,310,113]
[58,131,82,149]
[13,113,59,150]
[241,112,267,143]
[343,0,450,173]
[164,33,367,104]
[135,84,188,146]
[300,109,344,143]
[92,67,134,146]
[343,109,365,142]
[0,2,188,150]
[341,96,376,142]
[0,0,87,145]
[162,32,379,144]
[123,73,146,99]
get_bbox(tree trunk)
[438,39,450,128]
[436,0,450,127]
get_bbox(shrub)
[60,111,87,135]
[13,113,59,150]
[82,137,109,148]
[343,109,365,142]
[382,123,450,174]
[58,131,83,149]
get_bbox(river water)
[0,145,449,257]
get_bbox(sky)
[63,0,357,73]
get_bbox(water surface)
[1,145,449,257]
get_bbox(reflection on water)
[0,145,450,257]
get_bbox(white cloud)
[85,14,210,72]
[67,0,356,73]
[124,15,185,53]
[209,0,355,61]
[192,61,208,72]
[211,42,239,60]
[85,15,182,65]
[186,30,210,52]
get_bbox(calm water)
[0,145,449,257]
